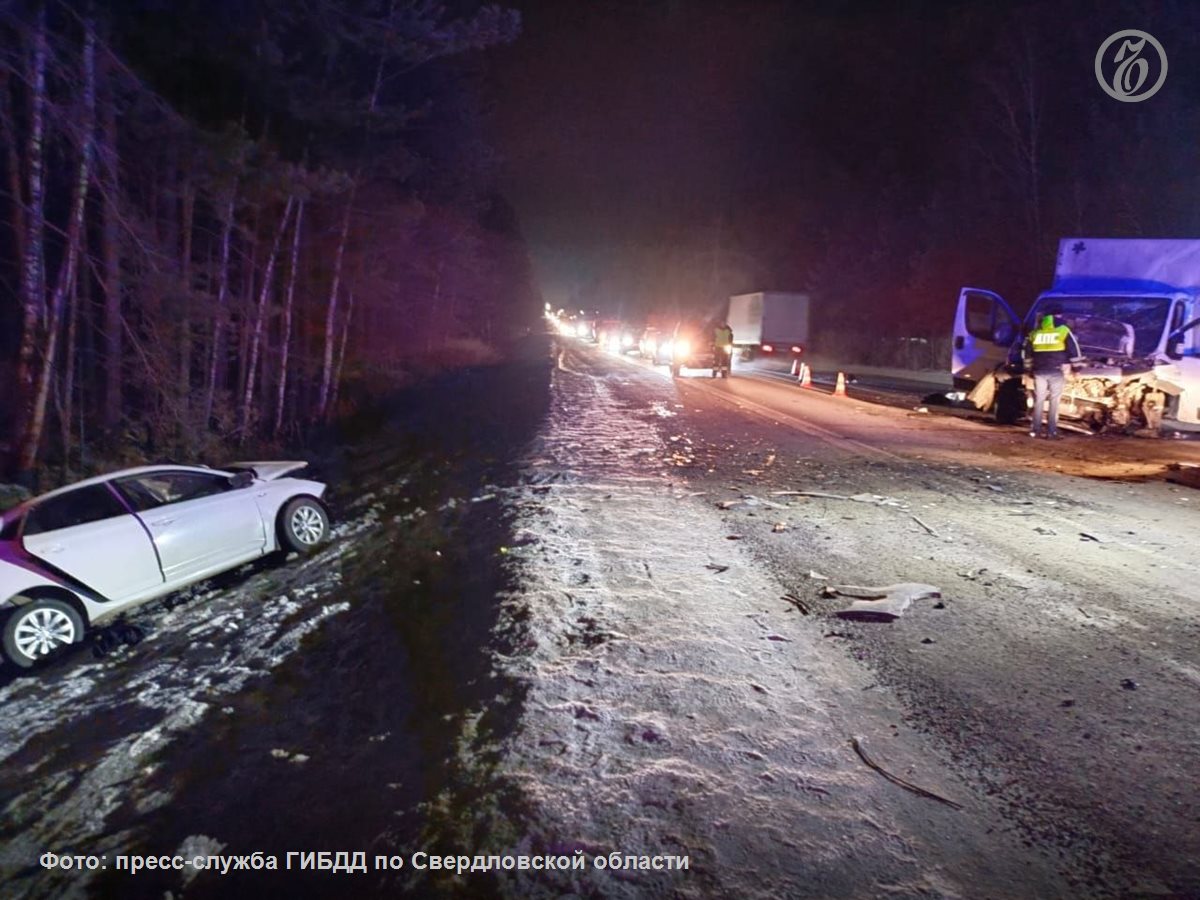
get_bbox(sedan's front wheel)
[3,598,85,669]
[279,498,329,554]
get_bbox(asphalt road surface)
[472,337,1200,899]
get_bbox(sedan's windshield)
[1030,296,1170,357]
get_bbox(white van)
[952,238,1200,432]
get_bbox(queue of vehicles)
[555,313,734,377]
[552,292,810,379]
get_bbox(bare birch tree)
[274,195,304,436]
[16,13,96,480]
[239,195,295,440]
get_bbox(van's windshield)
[1030,296,1170,357]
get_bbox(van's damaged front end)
[969,357,1184,434]
[954,241,1200,435]
[1058,362,1174,432]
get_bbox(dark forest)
[0,0,534,485]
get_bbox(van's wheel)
[994,378,1026,425]
[3,598,84,668]
[279,497,330,553]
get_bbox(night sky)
[488,0,1199,324]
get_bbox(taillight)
[762,344,774,353]
[791,345,802,354]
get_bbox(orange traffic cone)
[833,371,847,397]
[798,363,814,389]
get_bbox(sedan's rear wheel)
[3,598,84,669]
[279,498,329,554]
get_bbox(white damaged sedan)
[0,461,329,669]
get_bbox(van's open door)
[952,287,1019,388]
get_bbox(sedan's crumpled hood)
[226,460,310,481]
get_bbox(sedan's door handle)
[255,491,268,498]
[42,545,65,554]
[148,518,175,528]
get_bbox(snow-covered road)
[469,342,1082,897]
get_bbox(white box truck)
[952,238,1200,432]
[728,292,810,360]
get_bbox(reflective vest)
[714,326,733,347]
[1030,324,1070,353]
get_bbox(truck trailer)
[952,238,1200,433]
[728,292,810,360]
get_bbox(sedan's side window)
[117,472,232,512]
[23,485,129,536]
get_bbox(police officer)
[713,321,734,376]
[1025,312,1082,439]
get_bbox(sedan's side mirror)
[229,470,254,490]
[1166,338,1185,360]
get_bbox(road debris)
[830,583,942,621]
[1165,462,1200,488]
[850,737,963,810]
[772,522,789,532]
[850,493,905,507]
[747,494,789,509]
[705,564,730,574]
[782,594,811,614]
[807,570,830,580]
[910,514,939,537]
[1079,532,1113,544]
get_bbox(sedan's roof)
[1,464,232,520]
